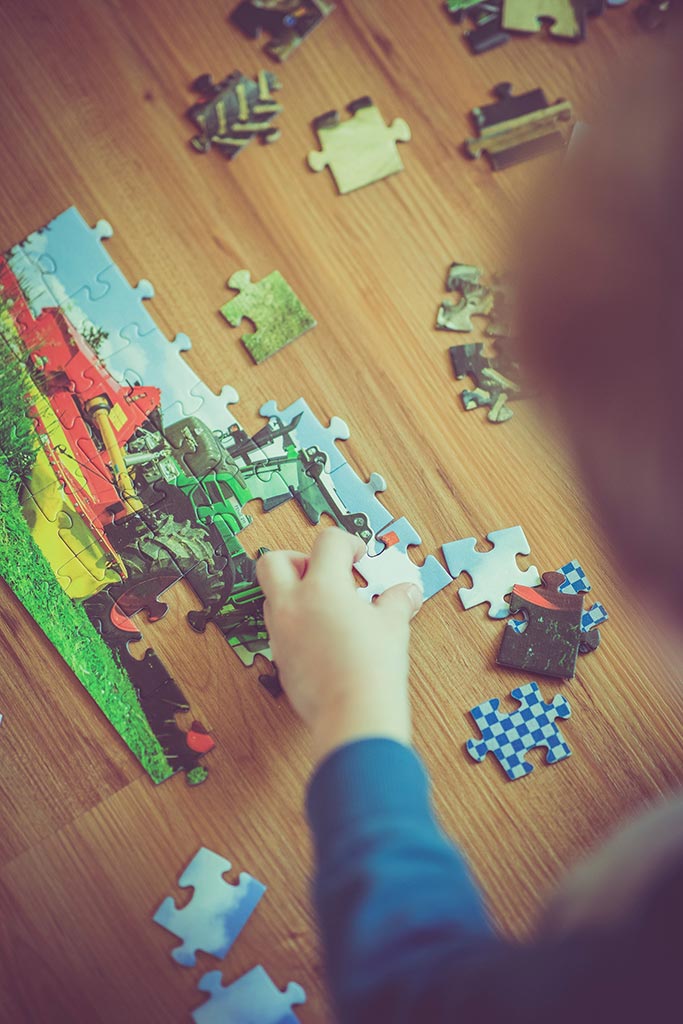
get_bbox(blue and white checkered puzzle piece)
[508,560,608,634]
[582,601,608,631]
[467,682,572,781]
[193,967,306,1024]
[153,847,266,967]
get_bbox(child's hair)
[518,17,683,617]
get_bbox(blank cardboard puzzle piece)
[194,966,306,1024]
[502,0,585,38]
[221,269,316,363]
[467,681,572,781]
[308,96,411,194]
[443,525,540,618]
[153,847,266,967]
[497,571,584,679]
[355,517,453,602]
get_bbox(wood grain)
[0,2,680,1021]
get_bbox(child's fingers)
[306,527,366,586]
[257,550,309,596]
[374,581,423,621]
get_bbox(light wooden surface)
[0,2,681,1021]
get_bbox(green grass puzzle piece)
[307,98,411,195]
[220,270,316,364]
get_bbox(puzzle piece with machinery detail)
[153,847,266,967]
[259,397,350,472]
[355,517,453,602]
[443,526,540,618]
[230,0,335,61]
[497,571,584,679]
[465,82,573,170]
[436,262,494,332]
[502,0,586,38]
[446,0,510,53]
[194,966,306,1024]
[449,341,524,423]
[308,96,411,194]
[187,70,283,159]
[467,681,572,780]
[220,269,316,363]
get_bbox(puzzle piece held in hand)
[443,526,540,618]
[193,966,306,1024]
[467,681,572,781]
[497,571,584,679]
[153,847,266,967]
[308,96,411,194]
[355,517,453,602]
[221,269,316,363]
[230,0,335,61]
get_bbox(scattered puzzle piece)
[194,966,306,1024]
[230,0,335,61]
[308,96,411,194]
[449,341,524,423]
[446,0,510,52]
[153,847,266,967]
[436,262,494,332]
[187,70,283,159]
[467,681,572,780]
[465,82,573,170]
[220,269,316,363]
[443,526,540,618]
[502,0,585,38]
[497,570,584,679]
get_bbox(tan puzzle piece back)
[308,104,411,194]
[502,0,582,38]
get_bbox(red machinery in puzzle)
[0,257,161,560]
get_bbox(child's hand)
[257,528,423,763]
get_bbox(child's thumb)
[375,581,423,621]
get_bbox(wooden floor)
[1,2,681,1021]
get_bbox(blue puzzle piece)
[329,461,393,538]
[556,559,591,595]
[153,847,266,967]
[356,517,452,601]
[582,601,608,632]
[69,267,156,361]
[259,397,350,472]
[467,681,572,781]
[193,967,306,1024]
[7,207,114,308]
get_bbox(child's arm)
[257,529,678,1022]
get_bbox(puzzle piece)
[153,847,266,967]
[466,82,573,170]
[497,571,584,679]
[505,560,609,638]
[230,0,335,61]
[436,262,494,332]
[194,967,306,1024]
[187,70,283,159]
[446,0,510,53]
[221,269,316,364]
[308,97,411,194]
[467,681,572,780]
[502,0,585,38]
[443,526,540,618]
[449,341,524,423]
[259,397,350,472]
[355,518,453,602]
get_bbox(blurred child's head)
[518,20,682,620]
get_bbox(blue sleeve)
[305,738,496,1022]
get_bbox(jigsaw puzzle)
[443,526,540,618]
[467,681,572,780]
[446,0,510,53]
[355,518,453,602]
[230,0,335,61]
[436,262,494,332]
[220,269,316,363]
[153,846,266,967]
[308,96,411,194]
[497,570,584,679]
[449,341,524,423]
[502,0,585,38]
[187,70,283,159]
[465,82,574,170]
[194,966,306,1024]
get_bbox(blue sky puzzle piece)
[194,967,306,1024]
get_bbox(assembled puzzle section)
[153,847,266,967]
[230,0,335,61]
[187,70,283,159]
[308,96,411,194]
[193,966,306,1024]
[220,269,316,363]
[443,526,540,618]
[467,681,572,780]
[465,82,573,170]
